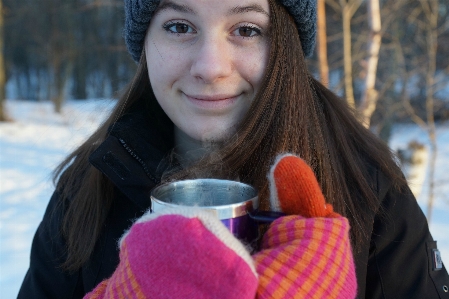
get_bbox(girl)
[18,0,449,298]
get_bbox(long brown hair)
[55,0,405,271]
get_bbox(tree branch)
[418,0,432,21]
[349,0,362,18]
[437,18,449,35]
[325,0,341,12]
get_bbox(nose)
[190,35,233,83]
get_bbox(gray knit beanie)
[124,0,317,62]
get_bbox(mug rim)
[150,179,259,220]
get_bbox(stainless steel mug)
[150,179,261,243]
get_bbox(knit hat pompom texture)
[124,0,317,62]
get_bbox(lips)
[186,93,239,101]
[183,93,240,110]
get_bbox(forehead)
[155,0,270,17]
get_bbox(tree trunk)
[423,0,439,223]
[317,0,329,86]
[0,0,7,121]
[49,0,76,112]
[359,0,381,128]
[73,62,87,99]
[341,4,355,108]
[52,60,73,113]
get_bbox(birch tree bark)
[359,0,382,128]
[339,0,361,108]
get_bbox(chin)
[188,127,235,144]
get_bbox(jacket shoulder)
[365,168,449,298]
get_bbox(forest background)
[2,0,449,130]
[2,0,449,126]
[0,1,448,228]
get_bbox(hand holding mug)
[253,154,357,299]
[84,154,357,299]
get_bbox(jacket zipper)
[118,138,159,184]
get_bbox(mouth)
[183,93,241,110]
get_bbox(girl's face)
[145,0,270,143]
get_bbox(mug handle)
[248,210,285,223]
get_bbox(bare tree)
[338,0,362,108]
[358,0,381,127]
[392,0,445,223]
[48,0,76,113]
[324,0,418,129]
[419,0,439,223]
[317,0,329,86]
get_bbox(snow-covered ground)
[1,99,448,298]
[0,99,114,298]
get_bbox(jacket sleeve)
[17,191,84,299]
[365,181,449,298]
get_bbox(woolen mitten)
[253,154,357,299]
[268,154,339,218]
[84,208,258,299]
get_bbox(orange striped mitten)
[253,154,357,299]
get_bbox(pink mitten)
[253,154,357,299]
[84,208,258,299]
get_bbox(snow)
[0,99,448,298]
[0,99,114,297]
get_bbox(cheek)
[147,61,166,102]
[146,52,173,115]
[145,33,186,84]
[146,47,171,82]
[236,42,269,88]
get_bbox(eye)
[234,26,261,38]
[163,22,195,34]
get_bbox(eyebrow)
[153,1,196,16]
[228,4,269,17]
[153,1,269,18]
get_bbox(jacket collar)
[89,100,174,211]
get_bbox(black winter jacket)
[18,106,449,299]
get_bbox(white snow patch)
[0,99,114,297]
